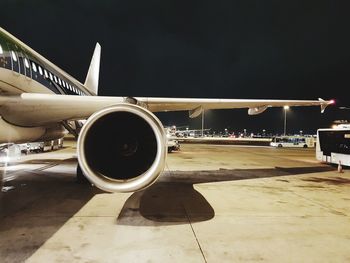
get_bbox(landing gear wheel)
[76,164,89,184]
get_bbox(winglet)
[319,98,335,113]
[84,43,101,95]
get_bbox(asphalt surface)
[0,142,349,262]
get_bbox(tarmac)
[0,141,349,262]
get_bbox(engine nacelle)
[77,104,167,193]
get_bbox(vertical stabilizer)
[84,43,101,95]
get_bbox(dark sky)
[1,0,350,134]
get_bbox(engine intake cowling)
[77,104,167,192]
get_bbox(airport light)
[283,106,290,136]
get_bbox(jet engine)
[77,104,167,193]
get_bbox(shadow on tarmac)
[117,165,334,226]
[0,161,335,261]
[0,161,100,263]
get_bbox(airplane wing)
[0,93,333,127]
[137,97,333,117]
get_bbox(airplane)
[164,125,211,137]
[0,26,334,193]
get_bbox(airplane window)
[0,44,3,54]
[49,72,53,81]
[44,69,49,78]
[58,78,62,86]
[24,58,30,68]
[38,66,43,75]
[11,51,17,62]
[32,62,37,72]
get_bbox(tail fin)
[84,43,101,95]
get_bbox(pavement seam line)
[289,190,347,217]
[183,204,208,263]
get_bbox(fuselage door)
[17,51,25,76]
[7,43,20,75]
[22,52,32,79]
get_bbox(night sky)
[1,1,350,134]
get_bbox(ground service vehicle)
[316,125,350,166]
[270,136,314,148]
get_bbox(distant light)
[329,99,335,104]
[284,106,290,110]
[332,125,338,129]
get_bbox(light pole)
[283,106,290,136]
[201,109,205,137]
